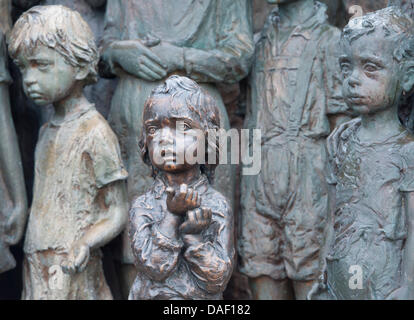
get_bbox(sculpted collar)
[49,103,95,127]
[269,1,327,33]
[153,173,209,200]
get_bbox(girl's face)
[144,97,206,173]
[339,29,402,115]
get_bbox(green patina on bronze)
[99,0,254,296]
[0,2,27,274]
[238,0,347,300]
[326,6,414,300]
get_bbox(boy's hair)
[8,5,98,85]
[140,75,221,183]
[342,6,414,63]
[342,6,414,129]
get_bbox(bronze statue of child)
[326,6,414,299]
[9,5,128,299]
[239,0,347,300]
[128,75,234,300]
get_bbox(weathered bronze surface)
[9,5,128,299]
[344,0,388,13]
[128,75,234,300]
[99,0,254,298]
[326,6,414,300]
[18,0,114,120]
[238,0,347,300]
[0,2,27,274]
[2,0,414,301]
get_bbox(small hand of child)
[179,207,212,235]
[61,243,90,275]
[166,184,201,215]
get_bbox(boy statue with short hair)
[9,5,128,299]
[238,0,347,300]
[326,6,414,300]
[129,76,234,300]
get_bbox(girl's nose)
[159,127,174,145]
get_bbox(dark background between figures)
[0,0,399,300]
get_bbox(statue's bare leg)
[249,276,293,300]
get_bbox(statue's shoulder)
[203,186,232,218]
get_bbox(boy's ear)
[402,61,414,94]
[75,66,89,82]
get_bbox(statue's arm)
[386,188,414,300]
[0,82,27,245]
[180,0,254,84]
[182,200,234,294]
[79,180,128,251]
[400,191,414,296]
[99,0,167,81]
[129,205,183,282]
[62,179,128,274]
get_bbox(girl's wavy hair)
[8,5,98,86]
[342,6,414,129]
[139,75,221,183]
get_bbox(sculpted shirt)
[102,0,253,84]
[24,104,128,254]
[327,119,414,299]
[247,1,346,141]
[129,174,234,300]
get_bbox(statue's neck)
[359,103,403,142]
[52,84,90,124]
[278,0,315,27]
[161,166,201,190]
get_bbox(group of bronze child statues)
[1,0,414,300]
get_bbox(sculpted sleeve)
[399,142,414,193]
[89,122,128,188]
[183,0,254,84]
[129,197,183,282]
[101,0,122,47]
[183,195,234,294]
[99,0,122,77]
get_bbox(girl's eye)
[340,63,351,75]
[183,123,192,131]
[364,63,380,73]
[177,122,192,132]
[37,63,50,71]
[147,126,157,134]
[33,61,52,71]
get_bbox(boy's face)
[14,45,77,106]
[339,29,401,115]
[144,98,205,173]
